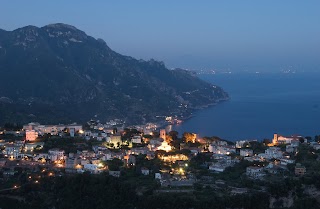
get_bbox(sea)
[169,72,320,141]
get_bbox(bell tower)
[273,133,278,144]
[160,129,166,140]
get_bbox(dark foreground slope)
[0,23,228,124]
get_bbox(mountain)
[0,23,228,125]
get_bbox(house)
[265,147,282,159]
[314,144,320,150]
[66,123,82,132]
[209,145,236,155]
[4,144,22,159]
[148,138,164,151]
[3,170,15,177]
[286,145,297,153]
[246,166,264,179]
[24,142,44,152]
[240,149,253,157]
[280,158,295,165]
[66,157,79,169]
[0,160,6,167]
[92,146,107,153]
[129,147,149,155]
[188,147,201,156]
[236,140,249,148]
[124,154,136,166]
[78,150,96,158]
[80,159,90,165]
[295,163,306,176]
[109,170,121,177]
[290,139,300,147]
[155,173,162,180]
[23,122,40,131]
[209,164,226,172]
[217,140,228,146]
[244,155,265,162]
[132,135,142,144]
[34,153,49,162]
[48,149,65,161]
[141,167,150,175]
[84,163,100,174]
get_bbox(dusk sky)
[1,1,319,70]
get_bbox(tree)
[107,158,123,171]
[165,135,173,143]
[183,132,196,143]
[305,136,312,142]
[169,131,179,140]
[262,138,271,145]
[299,137,305,143]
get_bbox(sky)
[1,1,319,71]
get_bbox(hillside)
[0,23,228,124]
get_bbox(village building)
[141,167,150,175]
[25,130,38,141]
[264,147,283,159]
[240,149,253,157]
[295,163,306,176]
[246,166,265,179]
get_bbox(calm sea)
[169,72,320,141]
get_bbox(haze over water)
[170,72,320,141]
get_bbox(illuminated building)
[26,130,38,141]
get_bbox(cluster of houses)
[0,121,191,180]
[242,134,308,179]
[205,133,311,180]
[0,121,315,185]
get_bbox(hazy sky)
[1,1,319,70]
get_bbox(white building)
[109,171,121,177]
[70,128,75,137]
[286,145,297,153]
[4,144,22,159]
[236,140,249,148]
[265,147,283,159]
[66,124,82,132]
[280,158,295,165]
[209,145,236,155]
[24,142,44,152]
[240,149,253,157]
[209,164,226,172]
[155,173,162,180]
[131,135,142,144]
[84,164,100,174]
[23,122,82,136]
[141,167,150,175]
[48,149,65,161]
[246,166,264,178]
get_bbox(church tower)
[160,129,166,140]
[273,133,278,144]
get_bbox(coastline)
[156,96,230,131]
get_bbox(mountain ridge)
[0,23,228,124]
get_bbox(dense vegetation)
[0,173,270,209]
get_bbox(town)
[1,120,320,208]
